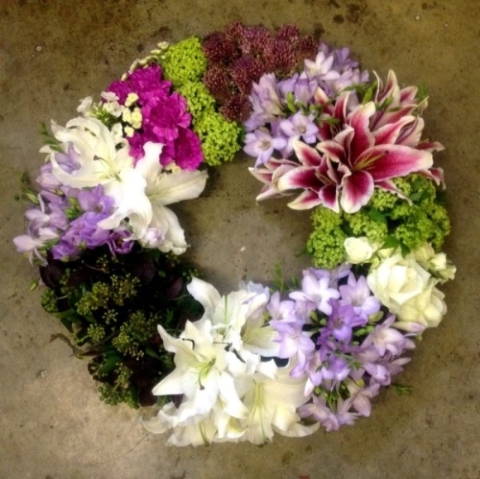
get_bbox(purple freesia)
[243,128,287,166]
[268,264,422,433]
[289,268,340,316]
[339,273,381,321]
[279,111,318,155]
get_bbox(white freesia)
[367,249,448,329]
[42,118,207,254]
[143,278,315,445]
[344,236,380,264]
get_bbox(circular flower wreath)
[14,22,455,446]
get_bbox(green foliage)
[306,174,451,268]
[307,207,347,269]
[177,80,216,118]
[38,246,203,408]
[194,112,242,166]
[162,37,207,87]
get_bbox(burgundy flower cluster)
[202,22,318,123]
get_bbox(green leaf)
[368,208,387,224]
[417,82,428,104]
[391,383,412,395]
[286,92,297,114]
[381,236,400,249]
[40,122,63,152]
[361,82,376,104]
[97,353,122,376]
[145,346,164,360]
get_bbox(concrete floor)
[0,1,478,478]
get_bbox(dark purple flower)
[202,32,240,65]
[204,65,234,103]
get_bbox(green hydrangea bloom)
[177,80,215,118]
[194,112,242,166]
[162,37,207,87]
[391,202,450,251]
[343,210,388,244]
[392,176,413,197]
[307,207,347,269]
[369,188,398,212]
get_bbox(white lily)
[236,365,319,445]
[152,321,249,425]
[44,117,208,254]
[187,278,280,361]
[130,142,208,254]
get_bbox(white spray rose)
[429,253,456,282]
[344,237,379,264]
[413,244,456,283]
[367,250,430,308]
[367,249,447,329]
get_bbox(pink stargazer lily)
[275,90,441,212]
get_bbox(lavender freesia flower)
[243,128,287,167]
[339,273,381,321]
[268,264,422,433]
[279,111,318,156]
[289,268,340,316]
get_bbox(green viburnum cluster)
[40,247,202,408]
[158,37,242,166]
[307,174,451,268]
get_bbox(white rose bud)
[344,237,379,264]
[413,244,435,264]
[429,253,456,282]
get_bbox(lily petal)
[187,278,222,319]
[287,189,322,210]
[340,169,374,213]
[293,140,323,167]
[359,144,433,181]
[278,167,323,192]
[347,102,376,161]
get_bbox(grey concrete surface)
[0,1,478,478]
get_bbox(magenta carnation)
[104,64,203,170]
[142,92,191,143]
